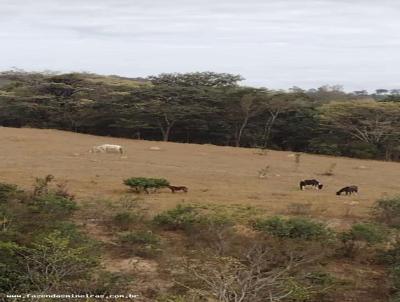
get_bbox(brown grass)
[0,126,399,226]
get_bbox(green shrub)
[373,196,400,228]
[153,205,200,231]
[0,182,18,203]
[0,231,99,292]
[284,278,313,301]
[305,271,336,286]
[112,211,142,231]
[118,230,160,245]
[29,193,77,217]
[118,230,161,258]
[341,223,388,244]
[339,223,388,258]
[379,242,400,300]
[252,216,332,241]
[32,174,54,197]
[0,241,26,292]
[380,241,400,267]
[123,177,170,193]
[75,271,132,298]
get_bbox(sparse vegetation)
[257,165,270,178]
[0,179,103,295]
[118,230,160,245]
[252,216,333,241]
[0,182,18,202]
[117,230,161,258]
[153,204,200,231]
[373,196,400,228]
[0,122,398,300]
[294,153,301,170]
[286,202,313,216]
[112,211,142,231]
[339,223,388,258]
[322,162,337,176]
[0,171,396,301]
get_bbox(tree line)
[1,70,400,160]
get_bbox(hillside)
[1,126,399,227]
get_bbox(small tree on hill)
[123,177,170,194]
[148,72,243,88]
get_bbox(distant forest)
[1,70,400,161]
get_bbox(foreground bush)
[342,223,388,244]
[117,231,161,258]
[339,223,388,258]
[0,230,99,292]
[252,216,333,241]
[0,183,18,203]
[29,194,77,217]
[172,242,335,302]
[0,179,101,294]
[112,211,143,231]
[379,240,400,301]
[118,230,160,245]
[373,196,400,228]
[123,177,170,193]
[153,205,200,231]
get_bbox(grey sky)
[1,0,399,91]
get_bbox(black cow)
[299,179,323,190]
[336,186,358,196]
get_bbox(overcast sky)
[1,0,399,91]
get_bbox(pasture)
[1,126,399,228]
[1,126,399,301]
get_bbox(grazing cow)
[299,179,323,190]
[90,144,123,154]
[168,185,188,193]
[336,186,358,196]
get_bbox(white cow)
[90,144,123,154]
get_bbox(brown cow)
[168,185,188,193]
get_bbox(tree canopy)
[1,70,400,161]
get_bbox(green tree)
[260,91,307,148]
[148,72,243,88]
[128,85,215,141]
[220,88,268,147]
[319,100,400,159]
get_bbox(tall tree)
[260,92,308,148]
[319,100,400,159]
[128,85,214,141]
[221,88,267,147]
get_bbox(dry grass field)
[2,126,399,301]
[1,126,399,228]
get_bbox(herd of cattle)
[300,179,358,196]
[89,144,358,196]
